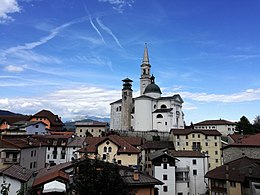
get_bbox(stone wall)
[115,130,171,141]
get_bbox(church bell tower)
[140,43,151,95]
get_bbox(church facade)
[110,45,185,132]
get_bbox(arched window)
[156,114,163,118]
[161,104,167,109]
[108,147,112,152]
[104,146,107,153]
[119,106,122,111]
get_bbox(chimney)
[133,170,139,181]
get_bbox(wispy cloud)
[180,88,260,103]
[0,0,20,24]
[98,0,135,13]
[4,65,25,73]
[96,17,122,48]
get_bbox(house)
[75,121,109,137]
[140,141,175,175]
[78,134,140,167]
[120,166,163,195]
[222,133,260,164]
[205,157,260,195]
[29,109,64,131]
[110,45,185,132]
[0,164,34,195]
[0,137,47,171]
[171,129,222,170]
[0,115,30,130]
[3,121,47,135]
[194,119,236,136]
[150,149,208,195]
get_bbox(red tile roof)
[121,136,143,147]
[171,129,222,136]
[224,133,260,148]
[0,164,33,182]
[194,119,235,126]
[170,150,205,157]
[79,135,140,154]
[0,115,31,125]
[141,141,174,150]
[2,137,47,149]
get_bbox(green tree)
[236,116,254,134]
[72,158,131,195]
[253,115,260,132]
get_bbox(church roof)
[143,75,162,94]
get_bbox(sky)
[0,0,260,124]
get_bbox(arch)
[161,104,167,109]
[156,114,163,118]
[104,146,107,153]
[108,147,112,152]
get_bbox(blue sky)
[0,0,260,123]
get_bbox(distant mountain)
[0,110,23,116]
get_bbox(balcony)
[192,146,202,151]
[2,158,20,164]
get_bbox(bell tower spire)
[140,43,151,95]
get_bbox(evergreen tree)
[236,116,254,134]
[72,158,130,195]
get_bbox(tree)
[253,115,260,132]
[71,158,131,195]
[236,116,254,134]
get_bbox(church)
[110,45,185,132]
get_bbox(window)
[163,175,167,180]
[156,114,163,118]
[108,147,112,152]
[128,154,131,156]
[104,147,107,153]
[186,135,188,139]
[192,134,195,138]
[161,104,167,108]
[165,122,167,125]
[216,159,219,163]
[47,154,50,159]
[91,129,94,132]
[178,193,183,195]
[80,129,82,132]
[163,186,168,192]
[230,181,236,187]
[33,162,37,168]
[35,124,39,128]
[30,162,33,169]
[53,155,57,159]
[215,142,218,146]
[177,135,180,139]
[117,160,121,164]
[214,136,217,140]
[163,163,167,169]
[198,134,200,138]
[215,151,218,155]
[205,142,208,146]
[31,151,33,157]
[162,157,168,162]
[186,142,188,146]
[193,170,197,175]
[102,154,106,160]
[177,142,180,146]
[61,154,65,159]
[205,135,208,139]
[192,159,197,165]
[34,150,36,156]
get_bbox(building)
[29,109,64,131]
[78,134,140,167]
[205,157,260,195]
[150,149,208,195]
[75,121,109,137]
[194,119,236,136]
[0,115,30,130]
[110,45,185,132]
[222,133,260,164]
[171,129,222,170]
[0,164,34,195]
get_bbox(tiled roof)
[224,133,260,148]
[119,167,163,186]
[79,135,140,154]
[75,121,108,127]
[32,134,71,146]
[33,162,73,186]
[205,157,260,182]
[194,119,235,126]
[0,164,33,182]
[171,129,222,136]
[170,150,205,157]
[141,141,175,150]
[121,136,143,147]
[0,115,31,125]
[67,137,86,147]
[149,149,175,161]
[2,137,47,148]
[31,109,64,127]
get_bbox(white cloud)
[180,88,260,103]
[0,0,20,24]
[99,0,134,13]
[4,65,24,72]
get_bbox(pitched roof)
[2,137,47,149]
[223,133,260,148]
[121,136,143,147]
[67,137,86,147]
[171,129,222,136]
[31,110,64,127]
[119,167,163,186]
[0,164,33,182]
[79,135,140,154]
[194,119,235,126]
[205,157,260,182]
[33,162,73,187]
[75,121,108,127]
[169,150,205,158]
[141,141,175,150]
[0,115,31,125]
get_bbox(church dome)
[143,75,162,94]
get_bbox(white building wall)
[46,146,67,165]
[154,163,175,195]
[135,98,153,131]
[110,102,122,130]
[25,123,46,134]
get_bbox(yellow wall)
[228,181,242,195]
[76,126,106,137]
[135,187,154,195]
